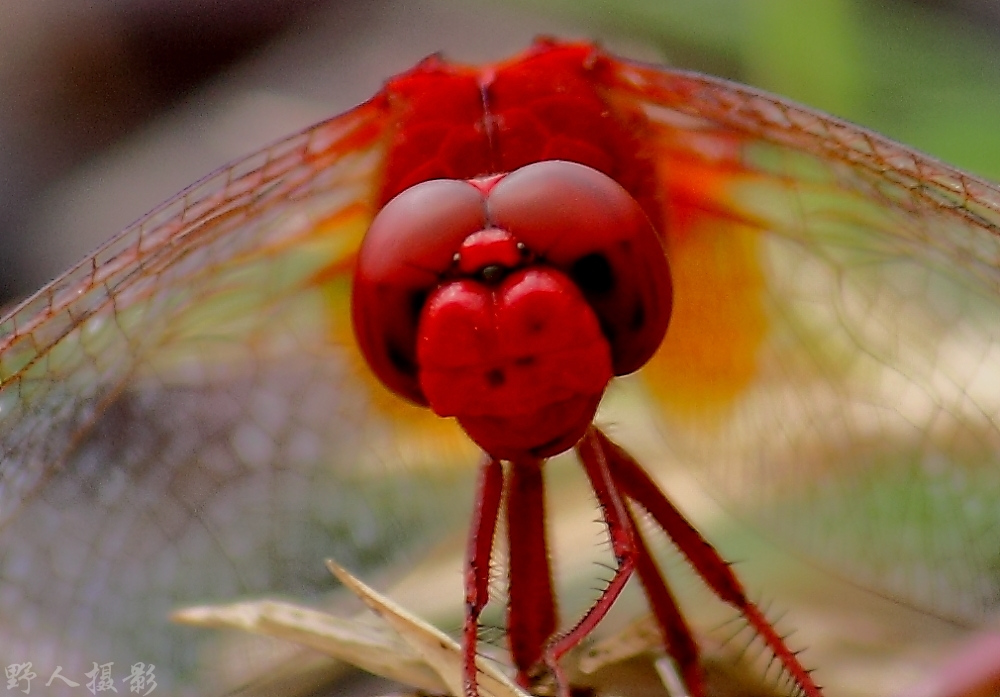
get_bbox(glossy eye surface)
[485,160,671,376]
[352,160,670,409]
[353,178,488,404]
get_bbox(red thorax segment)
[375,41,664,233]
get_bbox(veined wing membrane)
[613,61,1000,625]
[0,100,476,694]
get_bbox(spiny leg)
[577,427,706,697]
[592,428,823,697]
[537,428,638,696]
[464,456,504,697]
[506,459,558,683]
[625,504,705,695]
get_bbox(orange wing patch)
[642,149,768,420]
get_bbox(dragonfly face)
[1,38,999,697]
[353,160,671,460]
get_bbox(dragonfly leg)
[506,459,558,683]
[464,456,504,697]
[535,428,637,697]
[575,427,705,697]
[624,502,705,695]
[591,428,824,697]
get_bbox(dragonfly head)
[352,161,672,459]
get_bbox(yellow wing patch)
[643,151,768,421]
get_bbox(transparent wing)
[0,99,477,694]
[609,58,1000,625]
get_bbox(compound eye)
[352,179,487,404]
[486,160,672,375]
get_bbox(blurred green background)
[490,0,1000,179]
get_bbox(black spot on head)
[481,264,505,284]
[598,317,616,343]
[525,318,547,334]
[486,368,506,387]
[409,290,428,321]
[570,253,614,295]
[388,342,417,377]
[629,301,645,331]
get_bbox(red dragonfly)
[1,38,998,696]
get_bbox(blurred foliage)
[484,0,1000,180]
